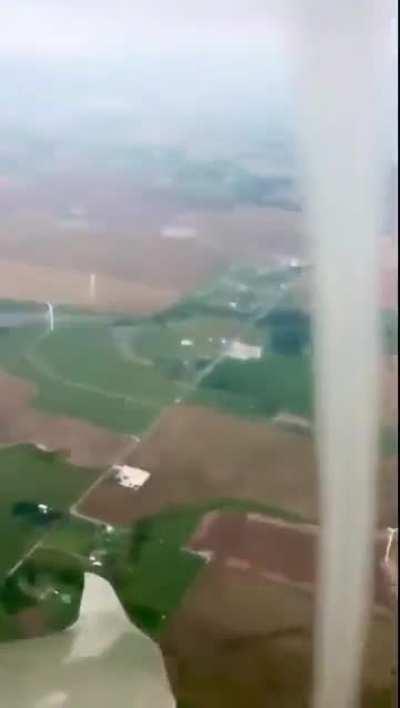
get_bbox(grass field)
[0,314,259,434]
[0,262,394,437]
[0,443,100,639]
[0,264,395,705]
[0,317,184,434]
[0,265,395,583]
[0,488,305,641]
[0,444,99,580]
[193,353,313,420]
[0,265,308,640]
[0,266,301,434]
[110,499,304,636]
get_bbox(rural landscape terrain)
[0,132,397,707]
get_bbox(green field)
[0,266,309,639]
[0,445,99,580]
[0,314,259,434]
[0,444,100,638]
[0,266,303,434]
[0,481,305,641]
[0,265,395,646]
[109,498,304,637]
[193,352,313,419]
[0,265,394,438]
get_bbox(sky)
[0,2,297,162]
[0,1,288,59]
[0,1,395,164]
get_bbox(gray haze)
[1,2,297,173]
[1,2,395,177]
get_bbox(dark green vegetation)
[12,502,65,526]
[194,354,313,420]
[105,499,303,638]
[0,486,305,641]
[178,268,314,419]
[0,446,99,640]
[0,549,84,638]
[258,308,311,356]
[0,445,99,580]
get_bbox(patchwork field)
[0,372,137,468]
[0,258,396,706]
[0,265,304,434]
[0,109,396,708]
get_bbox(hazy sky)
[0,2,297,159]
[0,2,288,58]
[0,2,395,163]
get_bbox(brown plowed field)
[0,259,178,316]
[0,371,136,468]
[187,511,396,611]
[78,403,396,528]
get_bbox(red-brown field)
[187,511,395,612]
